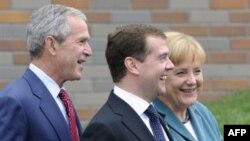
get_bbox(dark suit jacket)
[0,68,83,141]
[154,99,223,141]
[82,90,173,141]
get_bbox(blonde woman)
[154,31,223,141]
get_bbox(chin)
[158,89,166,96]
[70,75,82,81]
[75,72,82,79]
[75,75,82,80]
[187,100,197,105]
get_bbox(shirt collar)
[29,63,61,98]
[113,85,151,116]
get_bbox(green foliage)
[204,89,250,134]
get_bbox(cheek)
[165,78,172,89]
[165,79,179,93]
[196,76,203,87]
[166,76,182,87]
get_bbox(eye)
[79,40,88,47]
[194,68,201,74]
[157,54,168,64]
[161,55,166,60]
[80,39,85,44]
[175,71,185,76]
[79,38,89,45]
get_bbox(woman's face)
[165,53,203,109]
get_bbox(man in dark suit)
[0,4,92,141]
[82,24,174,141]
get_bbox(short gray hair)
[27,4,87,59]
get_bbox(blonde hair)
[165,31,206,65]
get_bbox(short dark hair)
[105,24,166,83]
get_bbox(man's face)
[54,16,92,83]
[137,35,174,101]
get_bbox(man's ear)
[44,36,57,56]
[124,57,139,75]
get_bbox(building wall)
[0,0,250,122]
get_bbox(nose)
[83,42,92,57]
[166,57,174,71]
[186,74,196,85]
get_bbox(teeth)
[183,89,194,93]
[161,76,167,80]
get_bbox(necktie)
[144,105,166,141]
[59,89,79,141]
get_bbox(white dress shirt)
[184,120,198,141]
[29,63,68,124]
[113,85,169,141]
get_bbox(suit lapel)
[23,68,72,141]
[154,99,196,141]
[189,105,206,141]
[75,112,83,137]
[108,93,155,141]
[40,96,72,141]
[159,116,174,141]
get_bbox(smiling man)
[0,4,92,141]
[82,24,174,141]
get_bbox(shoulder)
[190,102,223,140]
[191,101,209,112]
[190,101,218,123]
[0,77,28,98]
[0,72,42,108]
[83,103,125,141]
[190,101,212,115]
[87,95,124,127]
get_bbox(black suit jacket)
[81,90,173,141]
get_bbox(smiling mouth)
[160,75,167,80]
[181,88,196,93]
[77,60,86,64]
